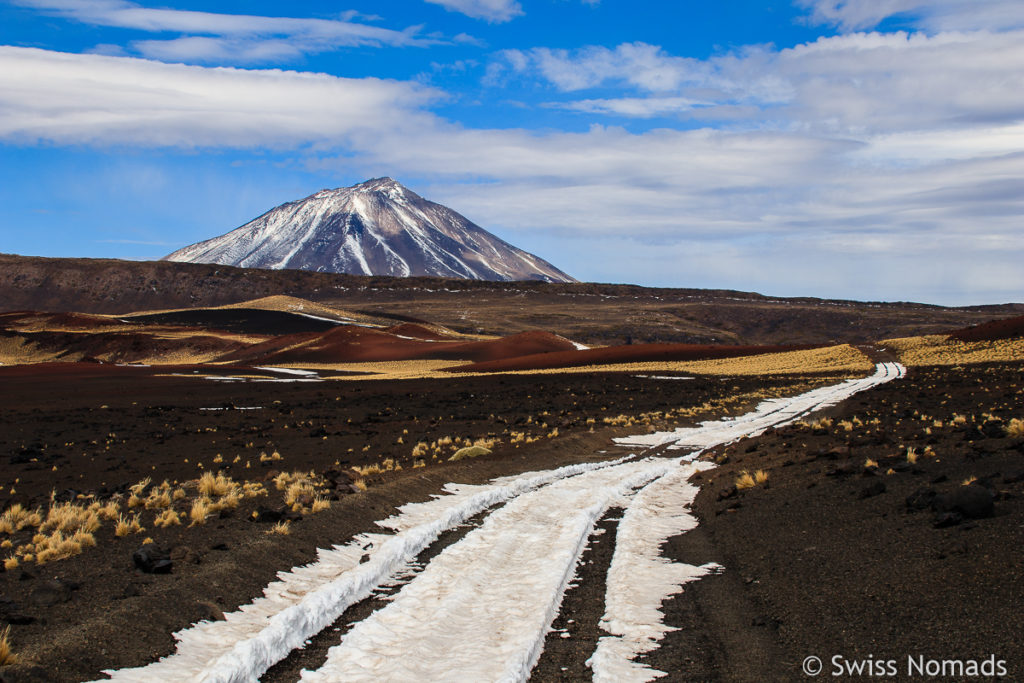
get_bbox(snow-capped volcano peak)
[163,179,575,283]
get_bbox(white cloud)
[547,96,710,117]
[424,0,523,23]
[495,30,1024,135]
[494,43,706,92]
[12,0,435,63]
[3,13,1023,303]
[797,0,1024,33]
[0,47,439,147]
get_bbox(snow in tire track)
[95,363,903,682]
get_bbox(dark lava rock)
[932,485,995,519]
[826,460,857,477]
[133,544,173,574]
[980,419,1005,439]
[1003,470,1024,484]
[0,597,34,625]
[858,480,886,499]
[717,486,738,501]
[905,487,936,510]
[933,511,963,528]
[251,505,283,523]
[30,579,75,607]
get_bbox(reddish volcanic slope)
[948,314,1024,342]
[218,328,577,365]
[446,343,818,373]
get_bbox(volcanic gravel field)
[0,361,836,681]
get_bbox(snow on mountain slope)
[164,177,575,283]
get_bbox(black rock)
[0,597,34,625]
[717,486,738,501]
[891,461,912,473]
[30,579,74,607]
[133,544,173,574]
[858,481,886,499]
[826,460,858,477]
[981,420,1005,439]
[933,511,963,528]
[251,505,283,523]
[905,487,936,510]
[932,485,995,519]
[1003,470,1024,484]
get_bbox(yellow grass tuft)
[962,475,978,486]
[864,458,878,469]
[153,509,181,528]
[882,334,1024,366]
[189,498,213,526]
[39,502,101,535]
[753,469,769,485]
[0,625,18,666]
[0,504,42,534]
[198,472,238,498]
[128,477,152,497]
[311,497,331,514]
[449,445,492,462]
[735,471,757,490]
[267,521,290,535]
[1006,418,1024,439]
[34,529,96,564]
[114,513,144,537]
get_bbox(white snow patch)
[94,457,635,682]
[587,461,720,682]
[614,363,904,453]
[301,457,674,682]
[632,375,694,381]
[198,406,263,411]
[253,367,319,377]
[291,312,354,324]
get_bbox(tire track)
[96,364,904,682]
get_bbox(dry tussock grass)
[115,513,144,537]
[0,504,42,534]
[0,336,65,365]
[0,624,18,665]
[882,335,1024,366]
[482,344,875,378]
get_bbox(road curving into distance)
[98,362,905,683]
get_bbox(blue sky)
[1,0,1023,305]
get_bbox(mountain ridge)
[164,177,575,283]
[2,253,1020,347]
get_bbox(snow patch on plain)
[614,362,905,453]
[588,461,720,682]
[94,457,634,682]
[301,457,674,682]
